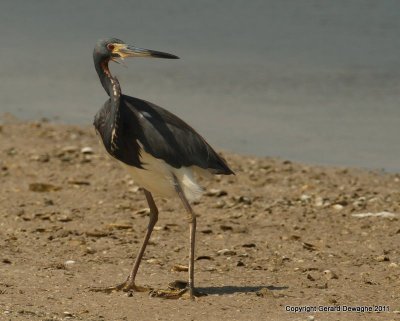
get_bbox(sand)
[0,118,399,321]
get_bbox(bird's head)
[94,38,179,63]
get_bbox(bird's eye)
[107,44,115,51]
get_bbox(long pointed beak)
[116,44,179,59]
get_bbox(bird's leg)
[150,176,206,300]
[91,189,158,294]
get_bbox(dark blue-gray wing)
[122,95,234,175]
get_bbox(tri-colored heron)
[92,38,234,299]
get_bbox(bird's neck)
[95,59,121,102]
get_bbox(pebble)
[314,197,323,207]
[332,204,344,210]
[235,196,252,205]
[57,215,73,222]
[217,249,237,256]
[61,146,78,153]
[31,153,50,163]
[323,269,338,280]
[214,200,226,209]
[375,255,390,262]
[242,243,256,248]
[134,208,150,216]
[146,258,162,265]
[84,247,96,255]
[205,267,217,272]
[85,230,109,237]
[81,146,94,154]
[307,273,316,281]
[106,222,132,230]
[29,183,61,192]
[196,255,212,260]
[64,260,76,266]
[255,287,273,298]
[353,197,366,208]
[237,261,245,267]
[220,225,233,231]
[388,262,398,268]
[171,264,188,272]
[205,189,227,197]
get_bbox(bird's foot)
[149,280,207,300]
[90,280,151,294]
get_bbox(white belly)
[126,150,204,202]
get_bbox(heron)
[92,38,234,300]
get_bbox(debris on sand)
[352,212,398,218]
[29,183,61,192]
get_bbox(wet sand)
[0,118,399,321]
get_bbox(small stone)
[314,197,324,207]
[171,264,188,272]
[196,255,212,260]
[64,260,76,266]
[255,287,273,297]
[220,225,233,231]
[128,186,140,193]
[58,215,72,222]
[375,255,390,262]
[237,261,245,267]
[81,147,94,154]
[205,267,217,272]
[242,243,256,248]
[205,189,228,197]
[307,273,316,281]
[43,199,54,206]
[84,247,96,255]
[107,222,132,230]
[302,242,317,251]
[29,183,61,192]
[353,197,366,208]
[332,204,343,210]
[323,269,338,280]
[236,196,252,205]
[217,249,237,256]
[85,230,109,237]
[68,180,90,186]
[146,258,162,265]
[134,208,150,216]
[61,146,78,153]
[214,200,226,209]
[31,153,50,162]
[388,262,398,268]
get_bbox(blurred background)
[1,0,399,171]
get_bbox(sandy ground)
[0,117,399,321]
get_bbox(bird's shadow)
[197,284,288,296]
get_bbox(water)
[1,0,399,171]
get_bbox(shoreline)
[1,114,397,174]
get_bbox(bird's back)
[94,95,234,176]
